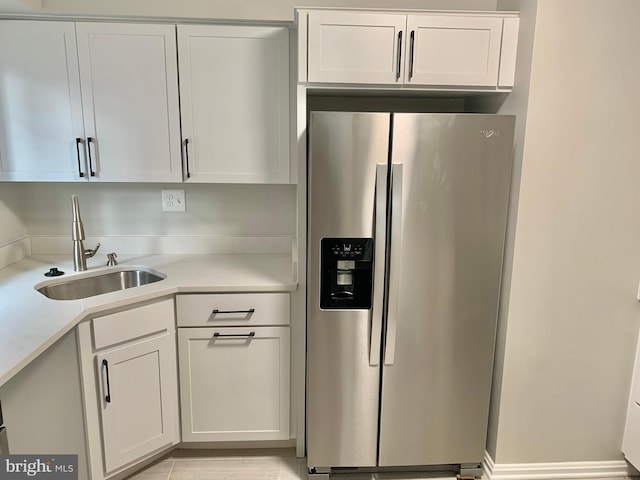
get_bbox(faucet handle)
[106,252,118,267]
[84,243,100,258]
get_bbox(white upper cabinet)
[0,21,182,183]
[300,9,519,90]
[178,25,290,184]
[404,15,502,87]
[0,21,84,181]
[76,23,182,182]
[307,11,406,85]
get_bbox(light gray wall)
[35,0,498,22]
[0,183,296,237]
[491,0,640,463]
[0,195,27,245]
[473,0,539,460]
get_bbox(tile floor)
[125,449,462,480]
[126,449,307,480]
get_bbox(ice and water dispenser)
[320,238,374,310]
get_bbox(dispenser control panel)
[320,238,374,310]
[327,241,368,260]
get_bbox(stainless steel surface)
[307,112,390,469]
[106,252,118,266]
[383,163,403,366]
[377,114,514,466]
[369,164,388,367]
[36,267,166,300]
[71,194,100,272]
[307,111,515,471]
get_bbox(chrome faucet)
[71,194,100,272]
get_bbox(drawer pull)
[213,332,255,338]
[212,308,255,315]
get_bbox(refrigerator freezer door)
[307,112,390,469]
[378,114,515,466]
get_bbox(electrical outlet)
[161,190,186,212]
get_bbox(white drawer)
[92,298,175,350]
[176,293,289,327]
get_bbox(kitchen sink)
[36,267,166,300]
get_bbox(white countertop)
[0,253,296,388]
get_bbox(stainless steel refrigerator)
[307,112,515,474]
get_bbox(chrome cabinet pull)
[87,137,96,177]
[212,308,255,315]
[213,332,256,338]
[75,138,85,178]
[409,30,415,80]
[102,359,111,403]
[396,31,403,80]
[184,139,191,179]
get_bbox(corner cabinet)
[77,298,179,480]
[299,9,519,90]
[0,21,84,181]
[176,293,290,442]
[177,25,290,183]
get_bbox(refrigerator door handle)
[370,163,388,366]
[384,163,403,366]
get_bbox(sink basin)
[36,267,166,300]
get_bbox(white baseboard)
[483,451,637,480]
[0,235,31,269]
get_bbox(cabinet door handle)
[212,308,255,315]
[409,30,415,80]
[87,137,96,177]
[396,30,403,80]
[75,138,85,178]
[183,138,191,179]
[102,359,111,403]
[213,332,256,338]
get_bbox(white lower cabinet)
[78,298,179,479]
[97,333,177,472]
[177,293,290,442]
[623,330,640,469]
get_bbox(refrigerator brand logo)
[480,130,500,138]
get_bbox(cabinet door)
[178,25,289,184]
[76,23,182,182]
[405,15,503,87]
[0,21,85,181]
[307,11,406,84]
[97,333,178,474]
[178,326,290,441]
